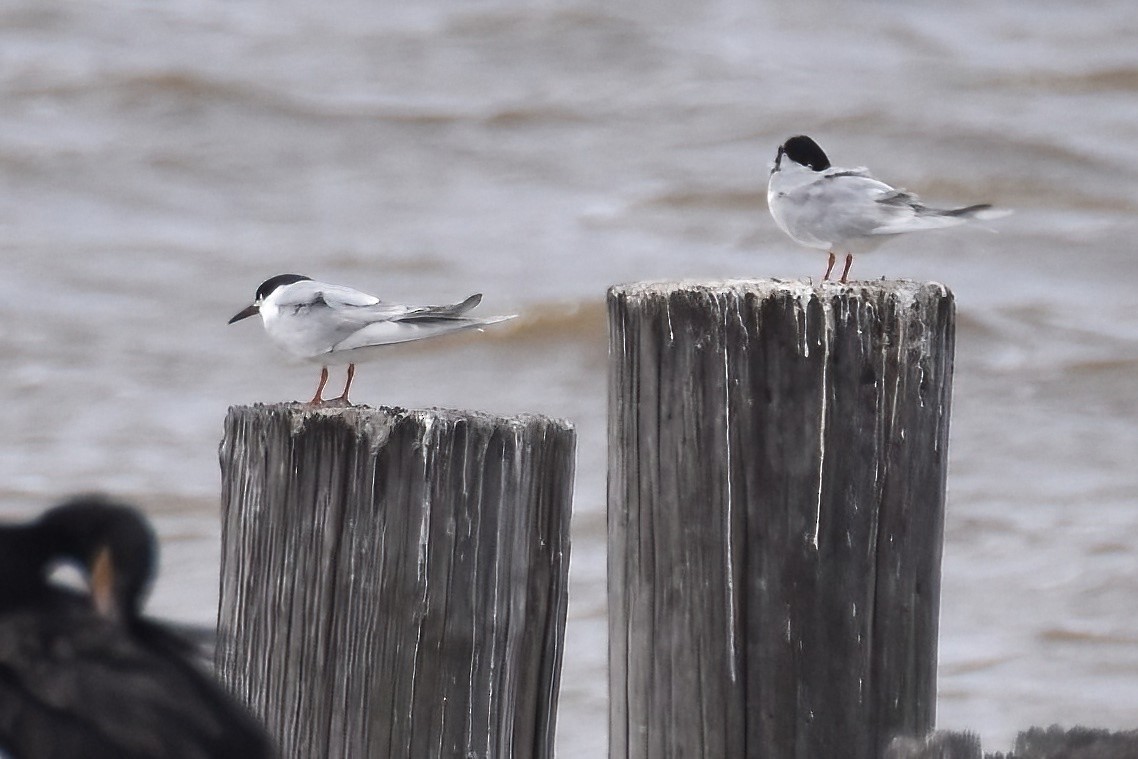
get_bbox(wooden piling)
[608,279,954,759]
[217,404,575,759]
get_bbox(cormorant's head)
[37,495,158,622]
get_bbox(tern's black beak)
[228,304,259,324]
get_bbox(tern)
[228,274,515,405]
[768,135,1007,283]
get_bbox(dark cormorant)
[0,495,274,759]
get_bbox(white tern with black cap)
[229,274,515,405]
[767,135,1008,283]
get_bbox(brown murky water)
[4,1,1138,754]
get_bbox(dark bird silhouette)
[0,496,274,759]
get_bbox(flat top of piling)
[226,402,573,435]
[609,278,950,302]
[225,402,573,439]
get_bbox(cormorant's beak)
[90,545,119,622]
[228,304,259,324]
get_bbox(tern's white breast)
[258,301,339,361]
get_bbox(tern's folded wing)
[788,173,912,243]
[272,281,378,308]
[322,288,483,321]
[290,282,425,324]
[331,316,498,351]
[869,192,984,234]
[327,293,486,330]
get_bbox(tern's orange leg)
[334,363,356,405]
[839,253,854,284]
[308,366,330,405]
[823,251,837,281]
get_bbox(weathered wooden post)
[217,404,574,759]
[608,279,954,758]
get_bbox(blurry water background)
[3,0,1138,754]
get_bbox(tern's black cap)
[256,273,311,302]
[780,135,831,172]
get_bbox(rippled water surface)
[3,0,1138,754]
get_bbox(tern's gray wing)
[276,281,413,319]
[327,292,484,326]
[331,294,513,352]
[807,171,968,240]
[778,172,909,245]
[272,281,375,307]
[311,285,484,320]
[267,281,422,355]
[870,191,995,234]
[813,167,981,235]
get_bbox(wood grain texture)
[608,279,954,759]
[217,404,575,759]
